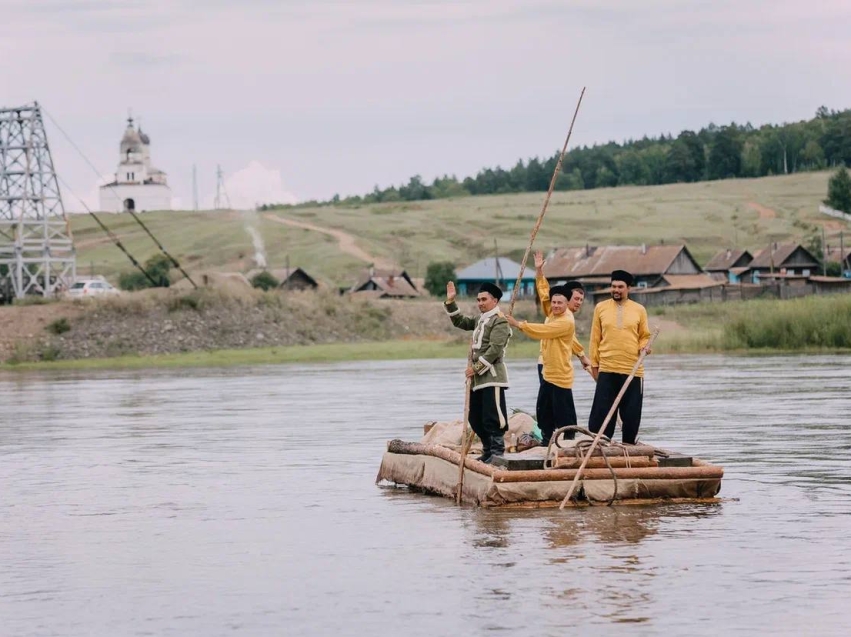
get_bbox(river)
[1,355,849,636]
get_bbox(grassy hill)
[69,171,846,287]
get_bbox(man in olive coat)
[444,280,512,463]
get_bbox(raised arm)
[443,281,476,330]
[534,251,552,318]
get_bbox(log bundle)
[379,439,724,507]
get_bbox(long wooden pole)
[508,87,586,315]
[455,376,473,504]
[456,87,586,504]
[558,327,660,509]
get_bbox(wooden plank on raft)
[491,465,724,483]
[493,455,657,471]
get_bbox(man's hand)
[446,281,457,303]
[534,250,544,272]
[465,365,474,378]
[590,366,599,381]
[641,346,652,356]
[580,355,591,370]
[504,314,521,328]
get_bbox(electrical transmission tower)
[213,164,231,210]
[0,102,76,300]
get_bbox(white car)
[65,279,121,298]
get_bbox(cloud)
[203,161,298,210]
[64,173,113,214]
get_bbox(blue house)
[456,257,536,298]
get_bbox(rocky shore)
[0,287,543,364]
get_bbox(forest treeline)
[259,106,851,209]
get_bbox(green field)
[70,171,842,287]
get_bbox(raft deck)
[377,439,723,508]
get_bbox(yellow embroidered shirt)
[520,311,577,389]
[589,298,652,377]
[535,272,585,363]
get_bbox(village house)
[738,243,820,284]
[455,257,536,298]
[543,244,704,290]
[246,267,319,291]
[704,248,754,283]
[350,268,420,298]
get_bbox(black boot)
[486,432,505,463]
[476,435,492,463]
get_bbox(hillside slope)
[68,171,843,287]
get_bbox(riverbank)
[1,287,849,371]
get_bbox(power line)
[42,107,196,288]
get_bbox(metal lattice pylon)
[0,102,76,300]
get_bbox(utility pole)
[214,165,230,210]
[0,102,76,299]
[841,232,846,277]
[822,226,827,276]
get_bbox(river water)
[1,355,849,636]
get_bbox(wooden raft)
[377,439,724,507]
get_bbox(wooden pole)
[558,327,660,509]
[455,376,473,504]
[508,87,586,315]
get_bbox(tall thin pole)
[841,232,845,277]
[508,87,586,314]
[822,226,827,276]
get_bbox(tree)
[251,271,280,291]
[708,126,743,179]
[118,253,173,291]
[424,261,456,296]
[825,166,851,213]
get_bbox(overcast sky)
[3,0,851,211]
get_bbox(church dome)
[139,128,150,145]
[120,117,142,152]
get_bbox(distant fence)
[591,280,851,308]
[819,204,851,223]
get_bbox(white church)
[99,116,171,213]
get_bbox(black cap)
[549,285,569,300]
[478,282,503,300]
[551,281,584,300]
[564,280,584,295]
[611,270,635,286]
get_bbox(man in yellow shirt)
[534,250,590,386]
[588,270,652,444]
[506,284,583,447]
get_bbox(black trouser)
[588,371,644,444]
[469,386,508,459]
[536,379,577,446]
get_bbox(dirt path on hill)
[264,214,397,270]
[74,235,114,249]
[747,202,777,220]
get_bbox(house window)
[637,281,648,288]
[802,269,810,276]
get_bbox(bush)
[424,261,457,296]
[118,254,173,291]
[46,317,71,335]
[722,295,851,349]
[251,271,280,291]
